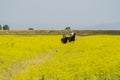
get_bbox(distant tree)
[28,28,34,30]
[0,25,2,30]
[3,25,10,30]
[65,26,71,30]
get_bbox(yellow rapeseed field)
[0,35,120,80]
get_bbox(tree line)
[0,24,10,30]
[0,24,71,30]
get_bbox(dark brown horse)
[61,33,68,43]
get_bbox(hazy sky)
[0,0,120,30]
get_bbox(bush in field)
[65,26,71,30]
[3,24,10,30]
[28,28,34,30]
[0,25,2,30]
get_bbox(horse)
[61,33,68,43]
[61,32,76,43]
[68,32,76,42]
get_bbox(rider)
[63,33,66,38]
[70,32,74,37]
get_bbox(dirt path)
[3,53,52,80]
